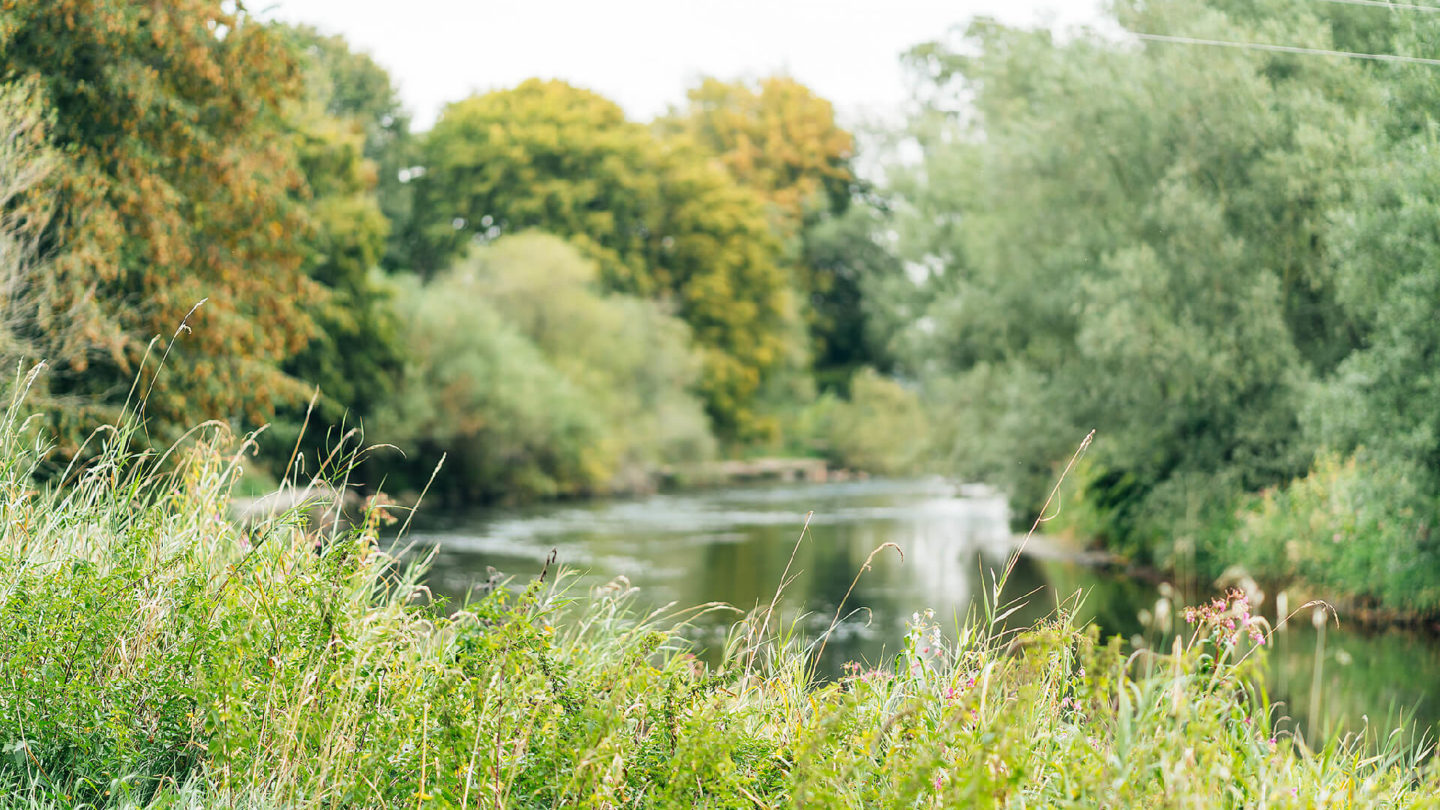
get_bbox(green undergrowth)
[0,392,1436,808]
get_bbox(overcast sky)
[260,0,1106,130]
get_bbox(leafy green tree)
[660,76,855,223]
[1306,134,1440,480]
[373,275,603,502]
[458,232,714,474]
[277,26,416,272]
[798,200,905,384]
[267,24,405,474]
[662,77,894,382]
[373,233,714,500]
[407,80,795,437]
[1,0,319,444]
[888,1,1378,559]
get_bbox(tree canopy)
[881,0,1440,578]
[408,79,796,437]
[661,76,891,382]
[1,0,319,443]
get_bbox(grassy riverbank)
[0,409,1436,807]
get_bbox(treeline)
[887,0,1440,613]
[0,0,901,500]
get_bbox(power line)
[1313,0,1440,12]
[1134,32,1440,66]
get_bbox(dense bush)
[372,233,713,501]
[1227,454,1440,615]
[804,368,930,476]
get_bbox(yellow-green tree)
[661,77,887,381]
[408,80,796,437]
[661,76,855,225]
[1,0,319,443]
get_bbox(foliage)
[265,24,405,475]
[373,234,714,501]
[0,0,321,443]
[0,404,1435,806]
[458,233,715,476]
[798,200,906,384]
[1306,133,1440,481]
[662,77,899,381]
[274,25,416,271]
[0,81,67,382]
[804,368,930,476]
[1227,453,1440,615]
[372,273,602,501]
[660,75,855,224]
[406,79,797,437]
[885,0,1384,560]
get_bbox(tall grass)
[0,380,1434,808]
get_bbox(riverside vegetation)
[0,391,1435,808]
[7,0,1440,619]
[4,1,1440,802]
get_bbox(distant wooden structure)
[660,457,841,488]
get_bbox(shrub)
[806,368,930,475]
[1227,453,1440,614]
[372,233,714,501]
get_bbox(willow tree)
[888,0,1379,559]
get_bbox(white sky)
[259,0,1106,131]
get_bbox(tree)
[1,0,319,444]
[1307,134,1440,480]
[887,1,1379,559]
[660,76,855,223]
[267,24,405,473]
[661,77,888,381]
[457,232,714,475]
[407,80,796,437]
[373,233,714,501]
[0,81,69,383]
[277,26,416,272]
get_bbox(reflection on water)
[408,478,1440,750]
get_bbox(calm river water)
[410,478,1440,749]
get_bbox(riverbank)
[1,417,1435,806]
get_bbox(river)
[409,477,1440,750]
